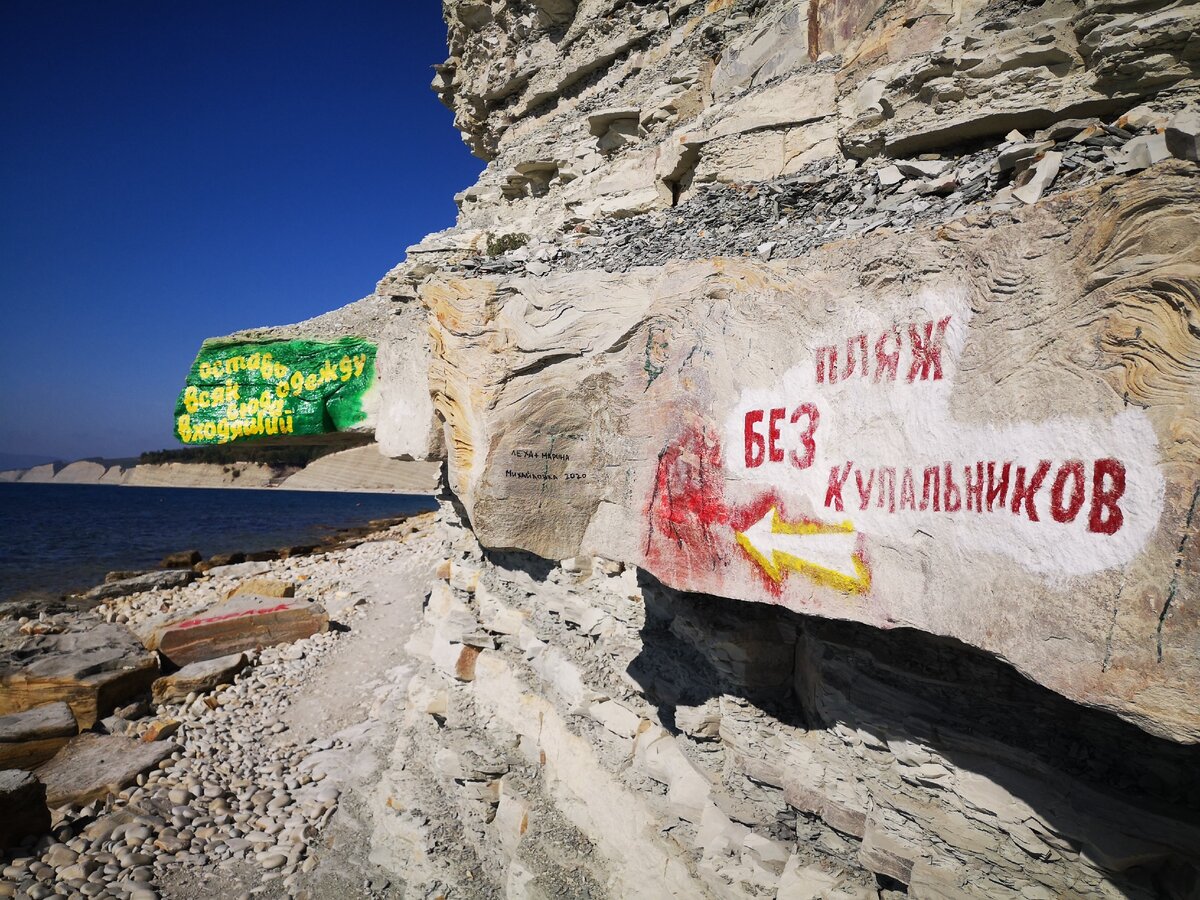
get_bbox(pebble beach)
[1,509,449,900]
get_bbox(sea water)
[0,483,437,601]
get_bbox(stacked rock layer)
[190,0,1200,896]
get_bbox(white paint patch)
[723,287,1165,578]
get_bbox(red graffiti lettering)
[744,410,765,468]
[900,468,917,510]
[789,403,819,469]
[907,316,951,382]
[1089,458,1126,534]
[855,468,875,511]
[744,404,820,469]
[986,462,1011,512]
[815,318,954,386]
[824,461,853,512]
[816,346,839,384]
[877,467,896,513]
[943,462,961,512]
[1010,460,1052,521]
[176,603,291,630]
[768,408,786,463]
[964,462,984,512]
[874,331,900,383]
[920,465,941,512]
[845,334,869,379]
[1050,460,1086,523]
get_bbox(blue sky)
[0,2,483,463]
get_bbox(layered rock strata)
[423,164,1200,743]
[166,0,1200,895]
[378,512,1200,899]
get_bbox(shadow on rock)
[628,569,1200,899]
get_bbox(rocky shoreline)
[5,500,1197,899]
[0,510,443,900]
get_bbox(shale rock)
[226,577,294,600]
[149,595,329,666]
[0,620,158,728]
[35,733,176,806]
[151,651,249,703]
[82,568,196,602]
[424,165,1200,743]
[0,701,77,769]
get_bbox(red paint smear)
[175,603,292,630]
[643,429,871,598]
[644,424,785,597]
[643,423,732,586]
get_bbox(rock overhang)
[421,163,1200,742]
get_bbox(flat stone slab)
[227,578,294,600]
[0,769,50,847]
[81,569,195,602]
[151,595,329,667]
[204,560,271,579]
[35,733,176,807]
[0,620,159,729]
[0,701,78,770]
[152,652,248,703]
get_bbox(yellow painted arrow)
[735,506,871,594]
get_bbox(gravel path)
[1,511,450,900]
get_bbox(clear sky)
[0,2,483,464]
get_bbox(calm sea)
[0,483,438,601]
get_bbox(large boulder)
[0,702,78,769]
[146,594,329,667]
[35,733,177,807]
[0,620,159,729]
[422,164,1200,743]
[151,652,248,703]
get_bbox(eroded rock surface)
[151,652,249,704]
[35,734,177,807]
[0,702,78,770]
[148,594,330,667]
[150,0,1200,895]
[424,164,1200,742]
[0,620,159,729]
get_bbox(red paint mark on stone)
[644,423,732,585]
[175,603,292,630]
[644,425,874,598]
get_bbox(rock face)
[173,0,1200,894]
[278,444,441,493]
[425,164,1200,742]
[148,595,329,666]
[381,511,1200,900]
[0,620,159,729]
[0,702,78,769]
[34,733,176,807]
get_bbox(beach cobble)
[0,632,344,900]
[0,515,438,900]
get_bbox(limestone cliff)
[400,0,1200,743]
[192,1,1200,895]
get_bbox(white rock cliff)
[196,1,1200,895]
